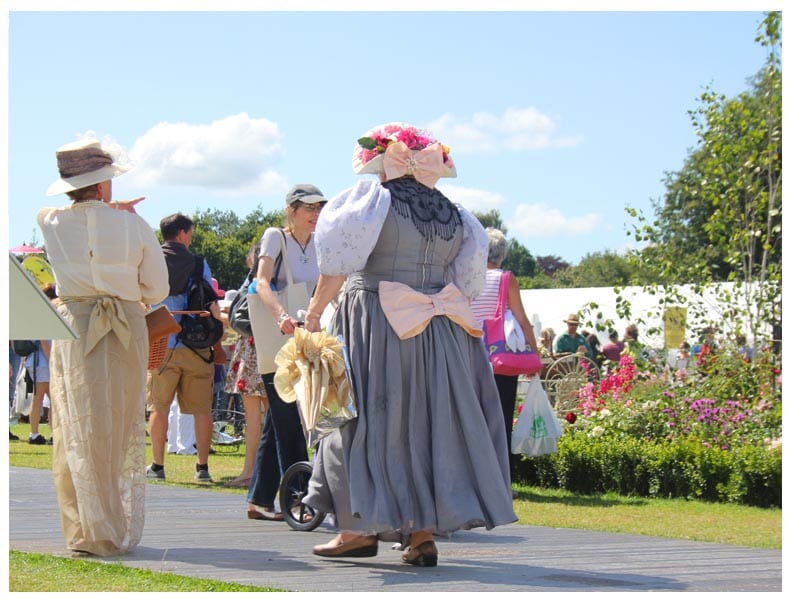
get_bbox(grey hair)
[486,227,508,266]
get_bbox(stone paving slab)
[8,466,783,592]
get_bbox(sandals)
[225,477,251,489]
[402,540,438,567]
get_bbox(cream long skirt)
[49,298,148,556]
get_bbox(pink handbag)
[482,271,542,376]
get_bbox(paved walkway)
[8,466,782,592]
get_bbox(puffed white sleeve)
[315,179,391,276]
[448,205,488,299]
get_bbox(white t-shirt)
[258,227,320,295]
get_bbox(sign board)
[663,306,688,349]
[8,254,77,341]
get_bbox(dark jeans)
[494,373,519,478]
[246,372,308,508]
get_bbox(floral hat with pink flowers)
[352,122,457,188]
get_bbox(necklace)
[291,232,311,264]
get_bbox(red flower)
[247,336,255,346]
[565,412,577,424]
[373,135,393,152]
[237,379,247,392]
[231,360,241,373]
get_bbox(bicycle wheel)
[211,409,245,453]
[278,461,326,531]
[543,354,600,414]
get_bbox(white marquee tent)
[521,282,760,352]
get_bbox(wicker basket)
[148,336,170,371]
[146,305,181,371]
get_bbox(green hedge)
[514,433,782,508]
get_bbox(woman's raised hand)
[112,196,145,213]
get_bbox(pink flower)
[357,124,453,168]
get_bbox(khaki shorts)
[146,347,214,415]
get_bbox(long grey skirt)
[304,281,517,536]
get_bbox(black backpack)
[228,269,254,337]
[176,256,224,361]
[12,340,37,357]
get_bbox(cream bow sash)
[378,281,483,340]
[383,141,445,189]
[61,295,132,355]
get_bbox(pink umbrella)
[10,244,44,255]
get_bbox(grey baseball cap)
[285,184,326,205]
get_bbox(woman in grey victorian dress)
[303,123,516,567]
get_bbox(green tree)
[502,238,537,278]
[472,209,508,234]
[189,206,284,291]
[555,251,636,288]
[626,12,781,351]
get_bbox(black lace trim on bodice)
[383,177,462,242]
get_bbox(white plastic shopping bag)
[511,377,563,456]
[13,367,32,417]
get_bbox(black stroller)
[278,460,326,531]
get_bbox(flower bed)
[514,350,782,507]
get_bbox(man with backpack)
[146,213,223,482]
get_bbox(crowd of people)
[11,123,740,566]
[12,124,518,566]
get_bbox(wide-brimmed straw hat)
[46,138,130,196]
[564,313,581,325]
[351,122,457,185]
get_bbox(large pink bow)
[383,141,445,188]
[378,280,483,340]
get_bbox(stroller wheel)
[278,461,326,531]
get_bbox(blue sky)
[3,4,776,269]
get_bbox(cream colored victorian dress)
[37,200,168,556]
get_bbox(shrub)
[514,434,781,507]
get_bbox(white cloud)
[427,107,582,154]
[126,113,285,194]
[506,203,602,238]
[436,184,506,213]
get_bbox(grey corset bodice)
[347,203,463,295]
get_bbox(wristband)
[277,313,291,326]
[305,311,321,320]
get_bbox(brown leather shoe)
[247,507,284,521]
[402,540,438,567]
[313,534,378,558]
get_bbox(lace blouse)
[315,179,488,299]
